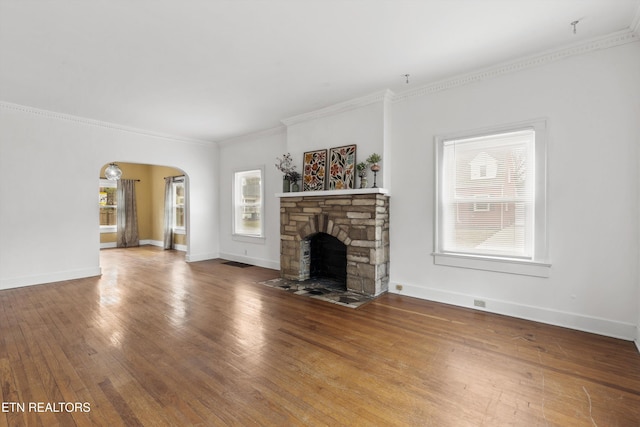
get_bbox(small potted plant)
[366,153,382,188]
[356,161,368,188]
[288,171,301,192]
[275,153,296,192]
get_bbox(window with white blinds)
[233,168,264,237]
[434,120,549,276]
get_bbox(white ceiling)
[1,0,639,143]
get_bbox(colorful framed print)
[303,149,327,191]
[328,144,357,190]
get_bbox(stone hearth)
[279,189,389,297]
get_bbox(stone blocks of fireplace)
[279,190,389,297]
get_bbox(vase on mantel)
[370,163,380,188]
[291,182,299,192]
[283,177,290,193]
[359,176,368,189]
[365,154,382,189]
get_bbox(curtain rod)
[100,177,141,182]
[164,175,185,179]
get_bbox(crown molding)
[393,29,639,104]
[0,101,215,146]
[632,4,640,35]
[281,89,395,127]
[216,124,286,147]
[279,29,638,127]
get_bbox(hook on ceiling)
[571,20,579,35]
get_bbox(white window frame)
[434,119,550,277]
[172,178,186,235]
[99,179,117,233]
[233,167,265,240]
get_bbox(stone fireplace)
[279,189,389,297]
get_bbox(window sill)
[232,234,265,243]
[173,227,186,235]
[100,226,116,234]
[433,252,550,278]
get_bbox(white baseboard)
[139,240,187,251]
[218,252,279,270]
[101,240,186,252]
[0,267,102,291]
[185,252,219,263]
[141,239,162,247]
[389,281,637,342]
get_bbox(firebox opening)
[309,233,347,285]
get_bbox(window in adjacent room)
[172,178,185,233]
[233,168,264,238]
[434,120,549,277]
[99,179,117,232]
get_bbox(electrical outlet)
[474,299,486,308]
[395,284,403,291]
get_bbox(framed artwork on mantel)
[328,144,356,190]
[303,149,327,191]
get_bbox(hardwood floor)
[1,246,639,426]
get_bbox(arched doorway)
[99,162,188,251]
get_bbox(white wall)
[0,104,220,289]
[3,37,638,343]
[285,96,388,188]
[217,127,286,269]
[389,41,640,340]
[214,40,640,341]
[216,96,391,269]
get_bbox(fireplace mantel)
[276,187,389,198]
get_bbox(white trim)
[2,31,636,148]
[390,282,637,341]
[233,166,265,238]
[433,253,550,278]
[101,240,157,249]
[216,125,285,147]
[185,252,219,262]
[141,239,163,247]
[99,178,118,232]
[232,234,266,244]
[393,30,638,104]
[631,3,640,35]
[281,89,394,126]
[0,101,214,146]
[434,119,548,275]
[277,187,389,198]
[100,240,186,251]
[0,267,102,291]
[3,30,636,148]
[218,252,279,270]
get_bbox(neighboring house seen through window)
[434,120,549,277]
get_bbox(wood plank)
[0,246,638,426]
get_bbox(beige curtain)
[117,179,139,248]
